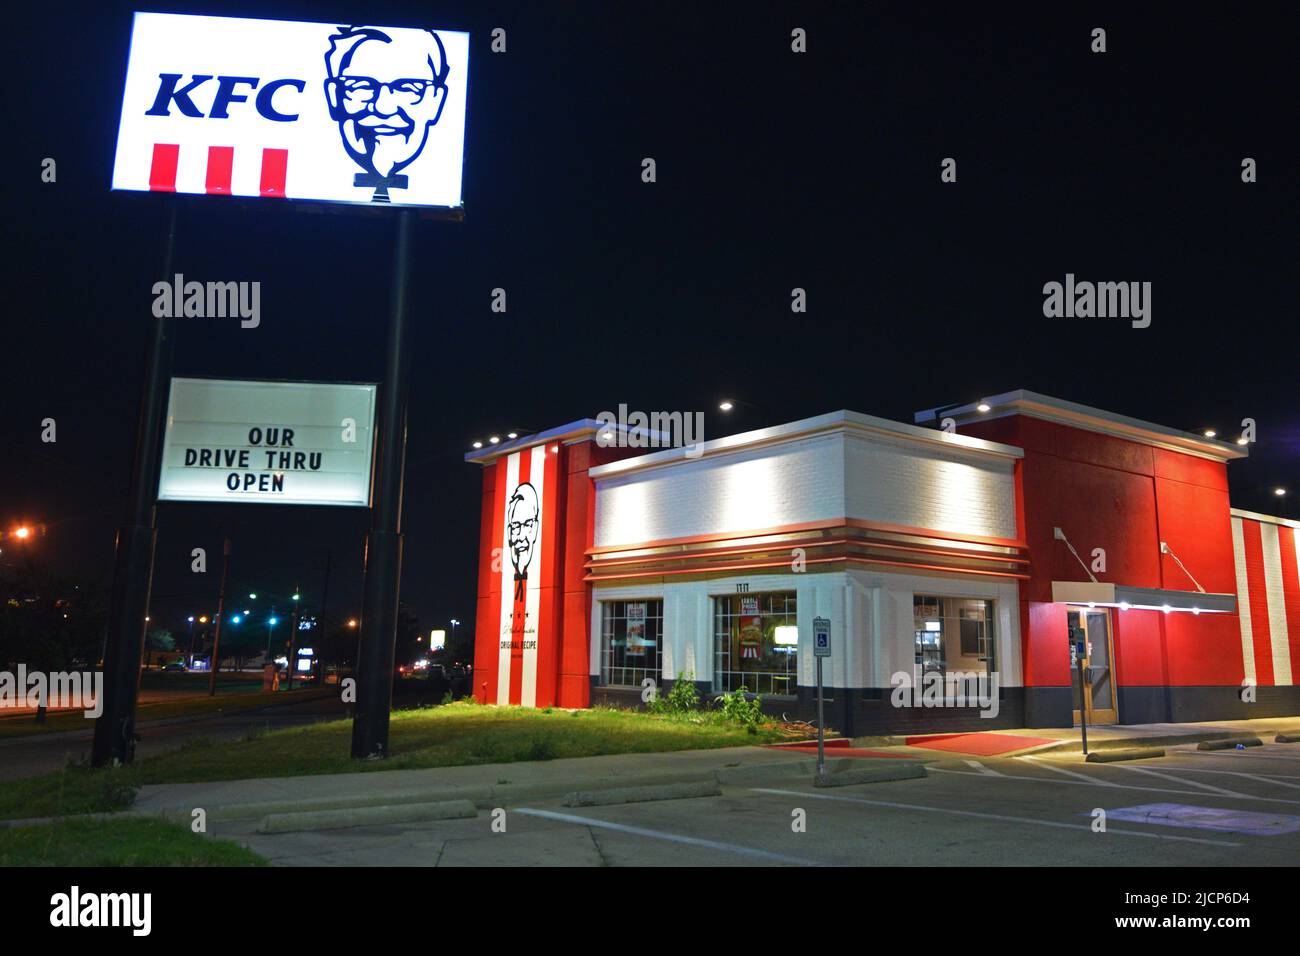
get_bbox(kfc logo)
[113,13,467,208]
[323,26,451,202]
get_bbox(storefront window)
[713,591,797,696]
[600,599,663,687]
[912,595,995,677]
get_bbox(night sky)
[6,2,1296,646]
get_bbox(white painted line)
[1108,764,1252,798]
[513,808,820,866]
[1178,748,1300,764]
[748,788,1242,847]
[965,759,1003,776]
[927,767,1300,807]
[1164,766,1300,785]
[1022,756,1122,786]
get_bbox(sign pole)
[816,656,825,775]
[1076,646,1090,756]
[92,200,178,767]
[812,616,831,783]
[351,208,415,759]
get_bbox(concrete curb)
[1084,747,1166,763]
[1197,736,1263,751]
[256,798,477,834]
[1275,733,1300,744]
[562,780,721,807]
[813,762,928,787]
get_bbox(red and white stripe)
[491,445,560,707]
[148,143,289,197]
[1231,509,1299,686]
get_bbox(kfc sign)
[112,13,469,209]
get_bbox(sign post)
[813,616,832,782]
[1074,639,1090,756]
[98,12,470,763]
[91,201,177,768]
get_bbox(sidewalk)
[127,745,836,824]
[858,716,1300,756]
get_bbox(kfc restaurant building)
[467,391,1300,733]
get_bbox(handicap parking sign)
[813,617,831,657]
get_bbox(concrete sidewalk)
[128,745,868,824]
[859,716,1300,756]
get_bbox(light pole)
[266,608,278,661]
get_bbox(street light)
[347,618,358,628]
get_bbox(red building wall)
[963,414,1243,725]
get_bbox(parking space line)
[965,760,1003,776]
[1177,748,1300,764]
[513,807,820,866]
[1165,767,1300,789]
[927,766,1300,807]
[1021,756,1122,786]
[748,788,1242,846]
[1108,764,1251,797]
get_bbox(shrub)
[650,671,700,716]
[719,686,764,728]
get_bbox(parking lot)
[210,740,1300,867]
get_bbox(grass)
[0,817,266,866]
[0,685,331,739]
[0,702,794,821]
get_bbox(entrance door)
[1067,608,1118,724]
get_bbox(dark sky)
[6,2,1296,645]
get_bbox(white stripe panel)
[520,445,546,707]
[175,145,206,195]
[1230,517,1257,683]
[496,452,519,705]
[1260,522,1293,685]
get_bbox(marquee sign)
[112,13,469,209]
[158,378,377,506]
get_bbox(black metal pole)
[352,208,415,759]
[207,537,231,696]
[92,200,178,767]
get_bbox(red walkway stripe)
[1241,520,1275,685]
[205,146,234,195]
[148,143,179,192]
[905,732,1055,756]
[259,148,288,197]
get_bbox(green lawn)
[0,817,266,866]
[0,702,794,820]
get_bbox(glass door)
[1067,608,1118,725]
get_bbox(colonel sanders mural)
[507,483,539,601]
[324,25,450,202]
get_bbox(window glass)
[713,591,797,696]
[912,595,995,678]
[600,599,663,687]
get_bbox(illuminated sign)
[112,13,469,209]
[773,625,798,646]
[158,378,377,506]
[430,629,447,651]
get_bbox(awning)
[1051,581,1236,615]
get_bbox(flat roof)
[914,389,1247,463]
[588,408,1023,480]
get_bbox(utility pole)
[317,550,333,684]
[207,537,231,696]
[286,581,301,690]
[93,201,178,767]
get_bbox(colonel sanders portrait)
[507,483,540,597]
[324,25,450,202]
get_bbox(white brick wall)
[843,433,1018,541]
[593,427,1017,548]
[594,433,844,547]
